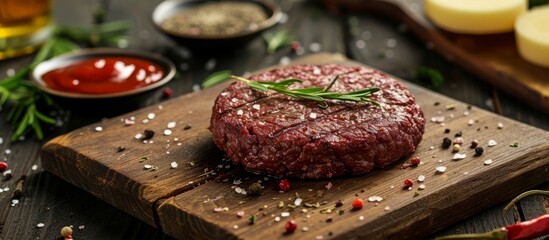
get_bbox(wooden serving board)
[41,53,549,240]
[322,0,549,113]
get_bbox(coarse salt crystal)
[144,164,152,169]
[316,235,324,240]
[142,119,149,124]
[78,225,85,230]
[384,206,391,211]
[37,223,45,228]
[147,113,156,120]
[453,153,466,160]
[167,122,176,129]
[95,126,103,132]
[309,42,321,52]
[275,217,281,222]
[468,119,475,126]
[325,182,333,190]
[237,211,245,217]
[488,140,497,147]
[309,113,317,119]
[252,104,261,110]
[0,137,4,144]
[237,110,243,116]
[32,165,38,171]
[436,166,447,173]
[135,133,143,139]
[368,196,383,202]
[464,111,469,116]
[302,227,309,232]
[235,187,242,193]
[497,123,504,129]
[359,216,364,221]
[233,225,239,229]
[484,159,493,165]
[170,162,178,169]
[294,198,302,206]
[281,212,290,217]
[164,129,172,136]
[417,175,425,182]
[279,56,291,65]
[418,184,426,190]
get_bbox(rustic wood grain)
[322,0,549,113]
[40,53,549,240]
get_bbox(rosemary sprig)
[263,30,294,54]
[416,67,444,89]
[202,71,380,108]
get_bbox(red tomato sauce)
[42,57,165,94]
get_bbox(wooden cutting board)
[322,0,549,113]
[41,53,549,240]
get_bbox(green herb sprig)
[0,21,129,141]
[202,71,380,108]
[263,30,294,54]
[416,67,444,89]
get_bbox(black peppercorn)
[444,128,450,134]
[442,137,452,149]
[248,182,264,196]
[454,131,462,137]
[470,140,479,149]
[474,147,484,156]
[143,129,155,140]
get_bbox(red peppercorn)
[279,179,290,191]
[285,220,297,233]
[0,162,7,171]
[64,235,72,240]
[404,179,414,188]
[352,198,364,210]
[162,87,173,98]
[290,41,301,52]
[410,157,420,166]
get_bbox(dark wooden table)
[0,0,547,239]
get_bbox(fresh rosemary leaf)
[247,82,269,92]
[202,70,233,88]
[201,73,379,107]
[0,67,31,89]
[417,67,444,89]
[264,30,294,54]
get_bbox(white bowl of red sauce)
[32,48,176,99]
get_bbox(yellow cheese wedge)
[425,0,527,34]
[515,5,549,68]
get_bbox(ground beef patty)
[209,64,425,179]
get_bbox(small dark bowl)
[31,48,176,114]
[152,0,281,50]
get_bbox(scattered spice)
[61,226,73,238]
[335,200,343,207]
[248,182,264,196]
[474,147,484,156]
[142,129,155,140]
[183,124,192,130]
[162,87,173,98]
[410,156,420,166]
[403,179,413,188]
[352,198,364,209]
[12,175,25,200]
[0,161,7,171]
[454,131,462,137]
[470,140,479,149]
[279,179,290,191]
[3,169,13,181]
[444,128,450,134]
[413,192,420,197]
[442,137,452,149]
[285,220,297,233]
[510,143,519,147]
[249,215,256,225]
[117,146,126,152]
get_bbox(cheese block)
[425,0,527,34]
[515,5,549,68]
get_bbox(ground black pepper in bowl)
[161,2,267,36]
[152,0,281,50]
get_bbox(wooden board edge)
[40,136,158,227]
